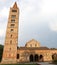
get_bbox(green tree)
[0,45,3,62]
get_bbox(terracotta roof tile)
[18,47,49,50]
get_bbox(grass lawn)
[0,64,37,65]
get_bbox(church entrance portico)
[29,54,39,62]
[29,54,43,62]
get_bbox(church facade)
[2,2,57,64]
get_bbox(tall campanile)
[2,2,19,63]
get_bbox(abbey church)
[1,2,57,63]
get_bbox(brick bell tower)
[2,2,19,63]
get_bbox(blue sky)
[0,0,57,48]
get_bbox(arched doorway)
[34,54,38,62]
[39,55,43,62]
[30,54,33,62]
[52,53,57,60]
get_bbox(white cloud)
[40,0,57,16]
[49,20,57,32]
[0,7,9,18]
[0,0,6,2]
[19,0,57,24]
[0,7,9,36]
[0,29,5,37]
[0,7,9,38]
[19,0,57,33]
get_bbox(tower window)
[10,40,12,44]
[9,54,11,57]
[10,34,12,38]
[9,48,11,50]
[10,24,15,27]
[17,54,19,59]
[11,20,15,23]
[11,15,16,18]
[12,10,17,12]
[11,29,14,32]
[35,44,37,47]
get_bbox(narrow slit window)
[10,29,14,32]
[10,40,12,44]
[10,34,12,38]
[17,54,19,59]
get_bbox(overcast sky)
[0,0,57,48]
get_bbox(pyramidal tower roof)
[13,2,18,8]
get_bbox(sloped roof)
[26,39,40,43]
[18,46,49,50]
